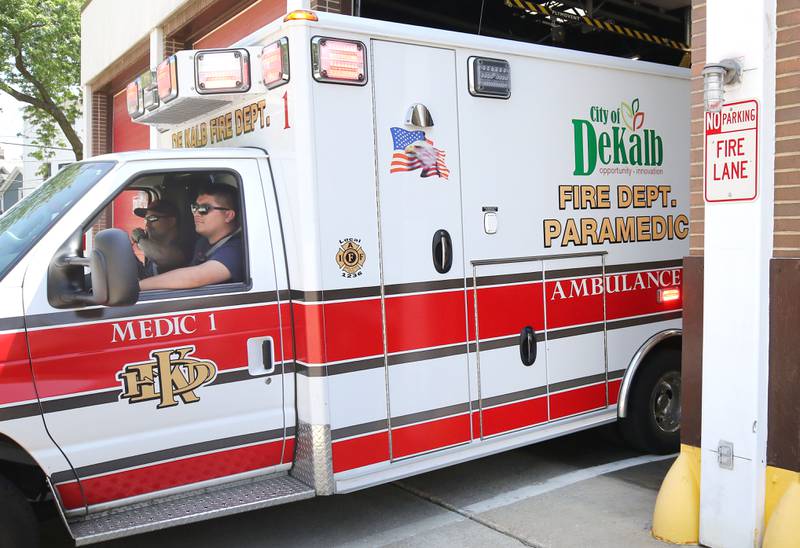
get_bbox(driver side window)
[83,171,247,295]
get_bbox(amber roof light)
[284,10,318,22]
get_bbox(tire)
[0,474,39,548]
[619,346,681,454]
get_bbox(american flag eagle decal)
[389,127,450,180]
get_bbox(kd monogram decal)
[117,346,218,409]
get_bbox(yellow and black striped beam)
[506,0,689,52]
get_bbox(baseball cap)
[134,199,179,218]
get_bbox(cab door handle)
[247,336,275,376]
[519,326,537,366]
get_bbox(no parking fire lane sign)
[704,99,759,202]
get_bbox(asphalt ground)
[42,424,676,548]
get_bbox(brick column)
[764,1,800,542]
[164,38,185,58]
[681,0,706,452]
[310,0,352,15]
[91,92,110,156]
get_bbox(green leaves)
[620,98,644,132]
[0,0,83,162]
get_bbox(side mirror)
[49,228,140,308]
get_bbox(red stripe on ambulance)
[0,266,681,408]
[550,383,607,420]
[27,304,282,399]
[331,431,390,473]
[56,438,288,509]
[391,413,472,459]
[480,396,549,437]
[0,331,38,405]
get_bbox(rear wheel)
[619,346,681,454]
[0,474,39,548]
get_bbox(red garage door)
[194,0,286,49]
[111,90,149,242]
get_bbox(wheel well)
[643,336,682,370]
[617,331,682,419]
[0,434,48,500]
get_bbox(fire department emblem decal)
[336,238,366,278]
[117,346,218,409]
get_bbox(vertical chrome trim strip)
[473,265,483,439]
[542,260,551,422]
[368,39,393,462]
[602,254,609,407]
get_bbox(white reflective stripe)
[463,453,675,514]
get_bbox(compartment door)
[473,261,548,438]
[543,255,608,419]
[372,40,471,460]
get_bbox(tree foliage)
[0,0,83,169]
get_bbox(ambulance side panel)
[0,269,75,483]
[20,157,292,514]
[301,29,389,476]
[455,48,688,412]
[311,24,688,487]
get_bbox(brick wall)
[689,1,706,255]
[311,0,344,12]
[91,91,110,156]
[89,85,111,231]
[775,0,800,258]
[164,38,185,58]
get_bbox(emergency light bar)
[311,37,367,85]
[261,38,290,89]
[130,46,267,125]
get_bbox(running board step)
[68,474,315,546]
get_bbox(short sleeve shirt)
[191,233,243,283]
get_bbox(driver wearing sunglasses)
[140,184,243,291]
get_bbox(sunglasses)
[144,215,168,223]
[191,203,231,215]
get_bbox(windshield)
[0,162,115,281]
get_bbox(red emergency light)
[157,55,178,103]
[261,38,289,89]
[125,79,144,119]
[657,287,681,303]
[311,37,366,85]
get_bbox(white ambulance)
[0,10,689,546]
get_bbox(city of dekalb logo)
[117,346,217,409]
[572,98,663,176]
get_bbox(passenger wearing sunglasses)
[140,184,242,291]
[131,199,189,278]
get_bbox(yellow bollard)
[763,469,800,548]
[651,444,701,544]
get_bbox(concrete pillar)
[699,0,776,546]
[149,27,165,150]
[287,0,311,11]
